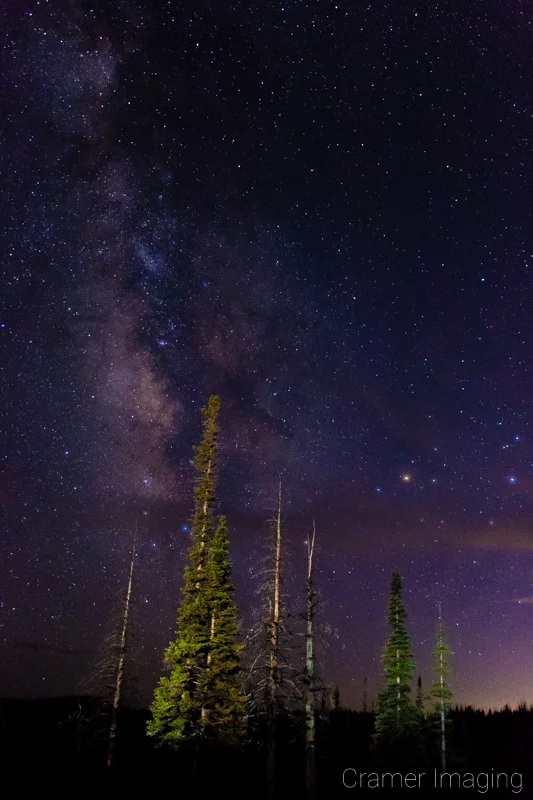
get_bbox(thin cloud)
[470,527,533,552]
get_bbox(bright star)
[508,476,517,484]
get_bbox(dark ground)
[0,698,530,797]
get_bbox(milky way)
[1,0,533,709]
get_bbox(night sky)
[1,0,533,711]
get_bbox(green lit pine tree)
[148,395,220,746]
[199,515,246,742]
[373,571,423,761]
[430,613,453,772]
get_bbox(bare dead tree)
[304,520,317,800]
[78,521,140,767]
[107,523,137,768]
[243,481,300,800]
[266,481,283,799]
[58,699,90,756]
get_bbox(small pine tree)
[430,616,453,772]
[416,675,424,710]
[148,396,220,746]
[199,515,246,743]
[332,685,341,711]
[373,571,423,760]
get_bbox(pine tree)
[373,571,422,759]
[430,613,452,772]
[199,515,246,743]
[332,685,341,711]
[148,396,220,746]
[416,675,424,711]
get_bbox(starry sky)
[1,0,533,710]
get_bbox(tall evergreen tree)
[373,571,422,759]
[430,613,452,772]
[148,396,221,746]
[199,515,246,742]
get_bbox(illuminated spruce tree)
[430,612,452,772]
[199,515,246,742]
[373,571,422,759]
[148,395,221,745]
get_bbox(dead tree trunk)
[305,520,317,800]
[107,524,136,769]
[267,481,282,800]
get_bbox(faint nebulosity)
[1,0,532,708]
